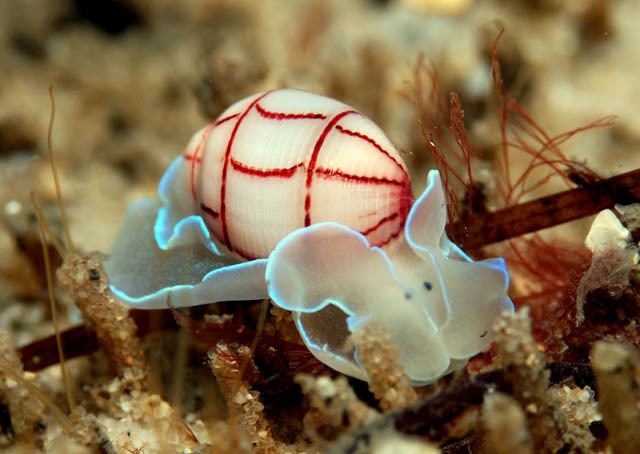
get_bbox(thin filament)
[237,299,270,383]
[30,195,65,258]
[30,191,76,411]
[47,86,75,254]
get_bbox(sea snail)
[104,89,513,384]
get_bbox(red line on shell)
[255,102,327,120]
[183,153,201,163]
[189,124,215,199]
[377,182,415,248]
[200,204,257,260]
[314,167,407,187]
[231,158,304,178]
[335,124,406,173]
[360,212,400,236]
[374,226,404,248]
[187,113,240,199]
[229,243,258,261]
[220,92,273,253]
[215,113,241,126]
[203,211,258,260]
[331,123,414,248]
[304,110,357,226]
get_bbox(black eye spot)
[404,291,413,300]
[480,331,488,338]
[423,281,432,291]
[89,268,100,280]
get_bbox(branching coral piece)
[493,309,594,452]
[482,392,533,454]
[328,427,440,454]
[549,384,601,434]
[296,374,378,443]
[79,372,202,453]
[351,323,418,412]
[57,253,148,390]
[592,341,640,453]
[207,347,288,454]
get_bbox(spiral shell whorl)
[182,89,413,260]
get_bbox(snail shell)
[105,88,513,384]
[181,89,413,260]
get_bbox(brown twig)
[18,310,175,372]
[450,167,640,249]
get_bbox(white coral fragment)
[585,209,630,254]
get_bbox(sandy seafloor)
[0,0,639,452]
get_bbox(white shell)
[585,209,630,254]
[181,89,413,260]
